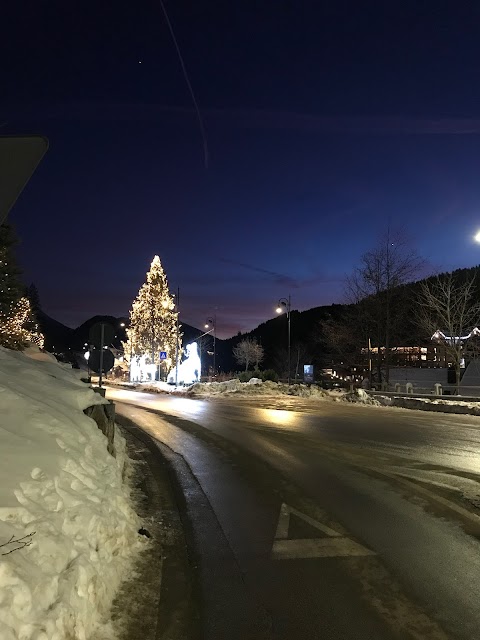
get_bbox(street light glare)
[276,307,282,314]
[474,230,480,243]
[205,323,209,329]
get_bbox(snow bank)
[341,388,480,416]
[106,377,332,400]
[0,347,142,640]
[342,388,385,406]
[186,379,330,398]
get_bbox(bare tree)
[417,273,480,391]
[233,338,261,371]
[252,341,264,369]
[321,313,361,369]
[347,230,424,383]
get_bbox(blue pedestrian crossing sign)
[160,351,167,360]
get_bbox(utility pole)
[287,295,291,385]
[175,287,180,387]
[276,295,291,384]
[205,315,217,378]
[368,337,373,388]
[98,323,105,389]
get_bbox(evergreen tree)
[0,224,44,350]
[26,283,42,316]
[0,223,23,318]
[124,256,181,374]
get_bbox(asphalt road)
[108,388,480,640]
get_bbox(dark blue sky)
[3,1,480,336]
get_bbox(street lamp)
[475,230,480,243]
[205,316,216,377]
[276,295,291,384]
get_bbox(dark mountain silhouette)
[37,310,74,353]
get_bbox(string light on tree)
[123,255,182,381]
[0,224,43,350]
[0,296,44,350]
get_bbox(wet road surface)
[108,388,480,640]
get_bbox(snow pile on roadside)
[287,383,329,398]
[342,388,387,406]
[0,347,142,640]
[186,378,243,395]
[186,379,330,398]
[138,380,185,394]
[103,379,190,395]
[340,388,480,416]
[106,377,333,399]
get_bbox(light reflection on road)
[255,408,298,427]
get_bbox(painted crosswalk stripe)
[272,503,375,560]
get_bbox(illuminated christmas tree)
[0,296,44,350]
[124,256,181,378]
[0,223,22,318]
[0,224,44,350]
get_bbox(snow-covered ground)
[0,347,142,640]
[105,377,334,399]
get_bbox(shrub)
[261,369,279,382]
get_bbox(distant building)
[361,344,448,367]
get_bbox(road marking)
[274,503,341,539]
[272,503,375,560]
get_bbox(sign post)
[159,351,167,382]
[98,324,105,388]
[89,322,115,388]
[304,364,314,384]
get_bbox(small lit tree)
[124,256,181,377]
[0,223,22,320]
[0,297,44,350]
[0,224,43,350]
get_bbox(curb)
[116,415,201,640]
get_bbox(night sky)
[3,2,480,337]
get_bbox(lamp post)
[175,288,180,388]
[276,295,291,384]
[205,316,216,378]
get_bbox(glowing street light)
[275,295,291,384]
[475,230,480,243]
